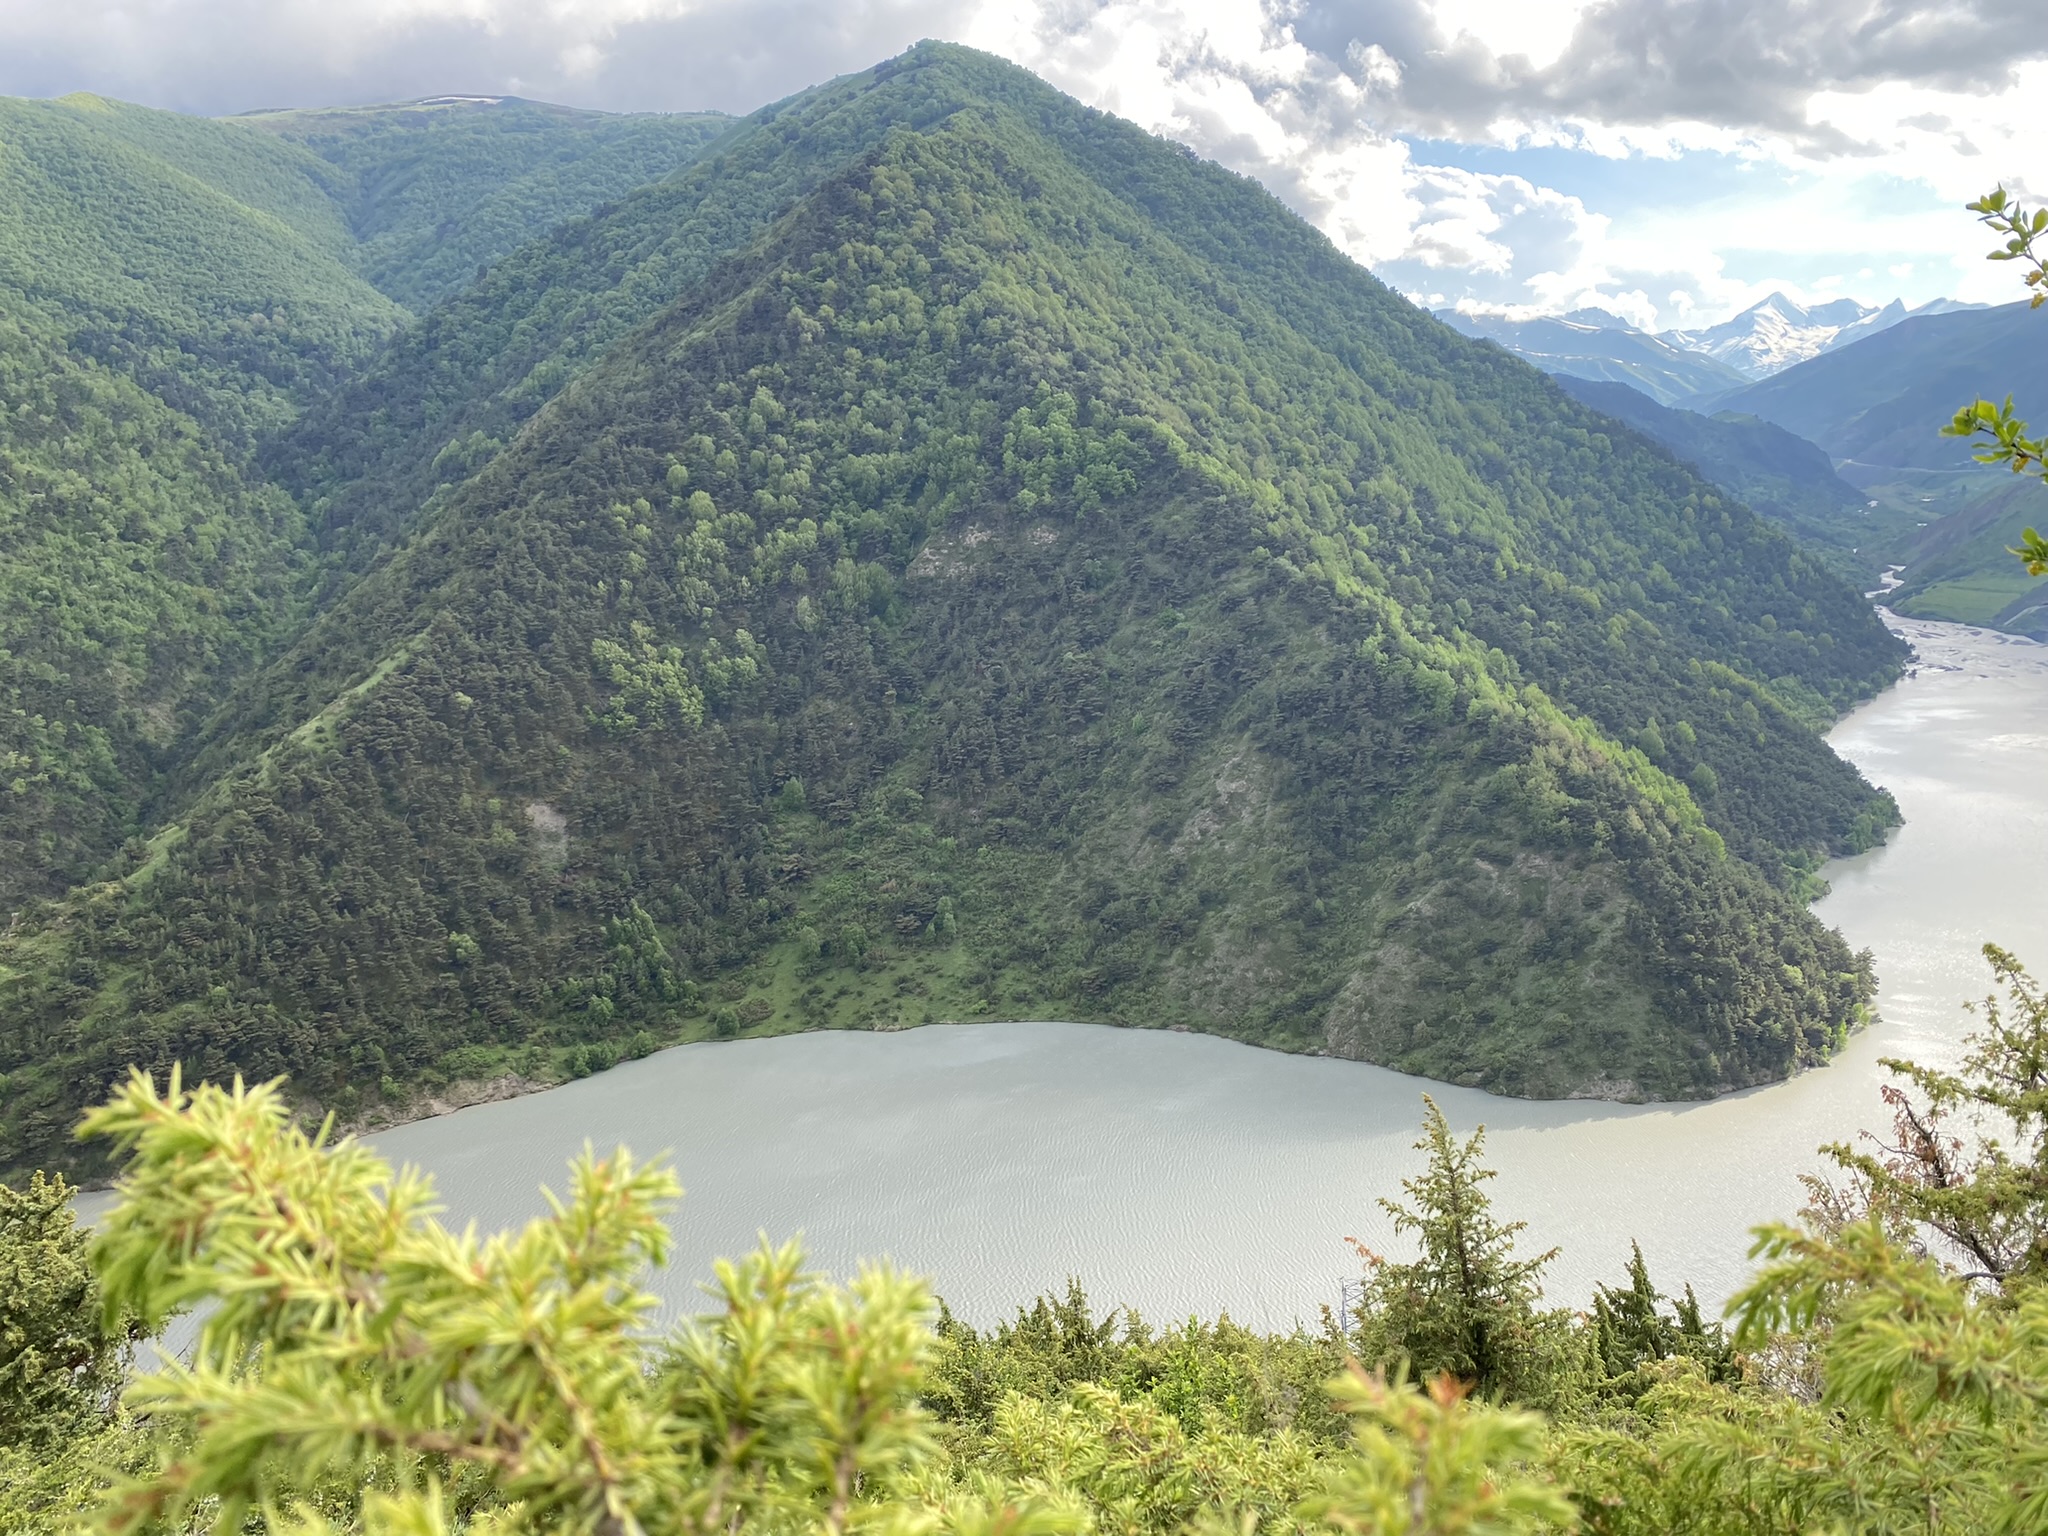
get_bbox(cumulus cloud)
[968,1,1725,321]
[979,0,2048,322]
[1291,0,2048,150]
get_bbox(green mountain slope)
[263,52,1062,571]
[0,96,411,909]
[1716,302,2048,474]
[0,85,743,919]
[1874,474,2048,631]
[1702,302,2048,633]
[0,86,721,912]
[0,45,1906,1177]
[0,94,403,446]
[0,311,313,905]
[1550,376,1914,583]
[28,94,359,259]
[238,96,732,312]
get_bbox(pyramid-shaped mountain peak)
[0,42,1905,1178]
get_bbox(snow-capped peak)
[1663,293,1909,378]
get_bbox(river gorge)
[342,613,2048,1327]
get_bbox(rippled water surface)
[367,614,2048,1326]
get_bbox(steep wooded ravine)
[0,97,409,908]
[0,90,729,911]
[0,46,1907,1176]
[1548,377,1882,579]
[238,96,732,313]
[0,313,315,903]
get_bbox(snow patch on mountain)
[1436,294,1993,406]
[1438,307,1750,406]
[1663,294,1985,379]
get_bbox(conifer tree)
[0,1172,145,1536]
[0,1171,130,1449]
[1302,1371,1571,1536]
[1589,1243,1735,1389]
[1591,1244,1673,1382]
[1348,1099,1565,1403]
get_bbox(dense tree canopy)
[0,44,1910,1178]
[240,96,732,314]
[0,1170,128,1451]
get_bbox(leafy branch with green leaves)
[1942,187,2048,572]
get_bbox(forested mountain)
[0,94,404,441]
[238,96,731,311]
[1548,377,1896,580]
[0,43,1910,1177]
[1719,300,2048,473]
[0,89,732,909]
[0,312,314,904]
[0,96,409,909]
[261,52,1122,571]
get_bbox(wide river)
[363,613,2047,1328]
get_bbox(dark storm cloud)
[0,0,957,116]
[1296,0,2048,144]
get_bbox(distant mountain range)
[1716,302,2048,474]
[1439,309,1749,406]
[1442,293,1990,400]
[1451,293,2048,636]
[1447,296,2043,479]
[1667,294,1983,379]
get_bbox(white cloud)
[3,0,2043,325]
[966,0,1423,268]
[1424,0,1591,70]
[971,0,2048,325]
[966,0,1741,323]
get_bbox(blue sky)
[3,0,2041,329]
[1378,137,1973,321]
